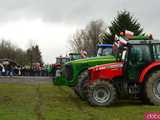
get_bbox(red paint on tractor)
[88,62,123,82]
[139,61,160,83]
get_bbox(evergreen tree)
[109,10,143,36]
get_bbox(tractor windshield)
[97,47,112,56]
[61,58,70,64]
[56,58,70,64]
[56,58,62,64]
[69,54,81,60]
[153,44,160,60]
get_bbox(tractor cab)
[56,57,70,65]
[112,39,160,82]
[123,40,160,82]
[54,56,70,69]
[96,44,113,56]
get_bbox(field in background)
[0,77,159,120]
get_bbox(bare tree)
[26,44,43,67]
[0,39,43,66]
[70,19,107,56]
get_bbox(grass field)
[0,83,159,120]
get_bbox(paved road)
[0,76,53,84]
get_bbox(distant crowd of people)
[0,63,52,76]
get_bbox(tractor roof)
[127,40,160,45]
[69,53,80,55]
[96,44,112,47]
[56,57,70,59]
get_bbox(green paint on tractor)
[53,44,116,86]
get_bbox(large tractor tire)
[78,74,89,100]
[87,80,117,106]
[73,71,88,99]
[73,84,80,97]
[139,86,151,104]
[145,70,160,105]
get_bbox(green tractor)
[54,44,114,85]
[53,44,116,98]
[51,53,81,77]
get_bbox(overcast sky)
[0,0,160,63]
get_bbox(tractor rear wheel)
[87,80,117,106]
[145,71,160,105]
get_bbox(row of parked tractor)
[53,31,160,107]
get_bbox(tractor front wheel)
[145,71,160,105]
[73,71,88,99]
[78,74,89,100]
[87,80,117,106]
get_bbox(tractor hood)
[66,55,116,66]
[89,62,123,72]
[88,62,124,81]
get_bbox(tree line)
[0,40,43,66]
[70,10,144,56]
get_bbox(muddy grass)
[0,78,159,120]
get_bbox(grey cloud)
[0,0,157,20]
[0,0,160,34]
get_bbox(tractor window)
[97,47,112,56]
[56,58,69,64]
[97,48,102,56]
[56,58,62,64]
[127,45,151,81]
[122,50,127,61]
[61,58,69,64]
[70,54,81,60]
[153,44,160,60]
[130,45,151,64]
[103,47,112,56]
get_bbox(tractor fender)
[139,61,160,83]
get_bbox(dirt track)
[0,76,53,84]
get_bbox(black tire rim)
[153,79,160,99]
[93,87,111,103]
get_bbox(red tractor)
[84,39,160,106]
